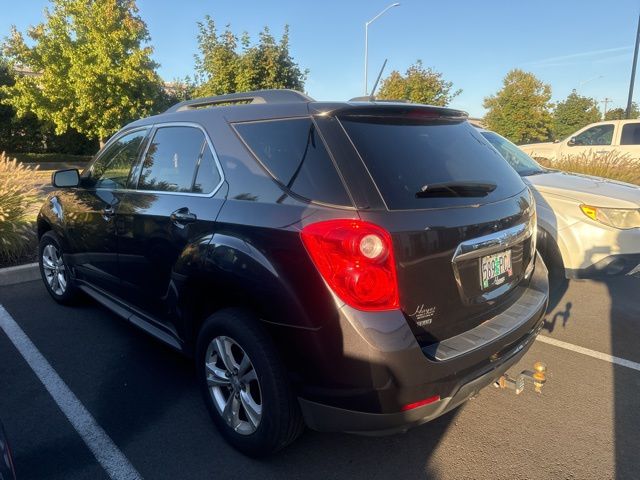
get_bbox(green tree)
[604,103,640,120]
[194,16,306,97]
[377,60,461,106]
[153,77,196,112]
[483,69,554,144]
[1,0,164,146]
[553,90,601,139]
[0,58,14,150]
[0,57,54,153]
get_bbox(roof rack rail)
[165,89,314,113]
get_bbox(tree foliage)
[377,60,461,106]
[1,0,164,145]
[604,103,640,120]
[483,69,553,144]
[0,55,97,153]
[194,16,307,97]
[553,90,601,139]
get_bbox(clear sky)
[1,0,639,117]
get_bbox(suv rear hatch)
[333,104,536,344]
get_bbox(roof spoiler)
[165,89,314,113]
[324,102,468,120]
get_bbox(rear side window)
[234,118,351,206]
[193,146,222,193]
[620,123,640,145]
[340,117,524,210]
[138,126,207,193]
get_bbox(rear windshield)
[340,117,525,210]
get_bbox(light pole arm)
[364,2,400,95]
[366,3,400,27]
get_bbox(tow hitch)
[493,362,547,394]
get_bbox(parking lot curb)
[0,263,40,286]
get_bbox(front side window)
[88,129,148,189]
[573,124,614,146]
[620,123,640,145]
[138,126,206,193]
[234,118,351,206]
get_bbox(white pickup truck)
[519,119,640,161]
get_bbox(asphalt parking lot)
[1,275,639,480]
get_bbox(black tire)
[38,231,79,304]
[196,308,304,456]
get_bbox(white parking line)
[537,335,640,372]
[0,305,142,480]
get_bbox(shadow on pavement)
[584,232,640,479]
[543,300,572,333]
[607,274,640,480]
[78,285,455,480]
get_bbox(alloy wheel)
[205,336,263,435]
[42,243,67,296]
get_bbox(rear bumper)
[298,254,549,434]
[299,332,535,434]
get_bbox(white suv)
[480,129,640,279]
[519,120,640,161]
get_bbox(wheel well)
[183,279,265,354]
[37,218,52,240]
[537,227,564,273]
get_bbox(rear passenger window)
[620,123,640,145]
[138,126,205,193]
[234,118,351,206]
[193,146,222,193]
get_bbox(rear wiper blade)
[415,181,497,198]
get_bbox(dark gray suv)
[38,89,549,456]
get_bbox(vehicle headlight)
[580,205,640,229]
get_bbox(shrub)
[7,152,92,164]
[537,151,640,186]
[0,152,40,262]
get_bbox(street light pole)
[364,3,400,95]
[626,13,640,119]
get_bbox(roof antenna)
[369,58,388,100]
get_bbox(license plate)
[480,250,513,290]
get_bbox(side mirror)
[52,169,80,188]
[567,137,577,146]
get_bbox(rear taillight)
[301,219,399,311]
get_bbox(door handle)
[595,150,609,155]
[170,208,197,225]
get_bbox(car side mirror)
[52,169,80,188]
[567,137,577,146]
